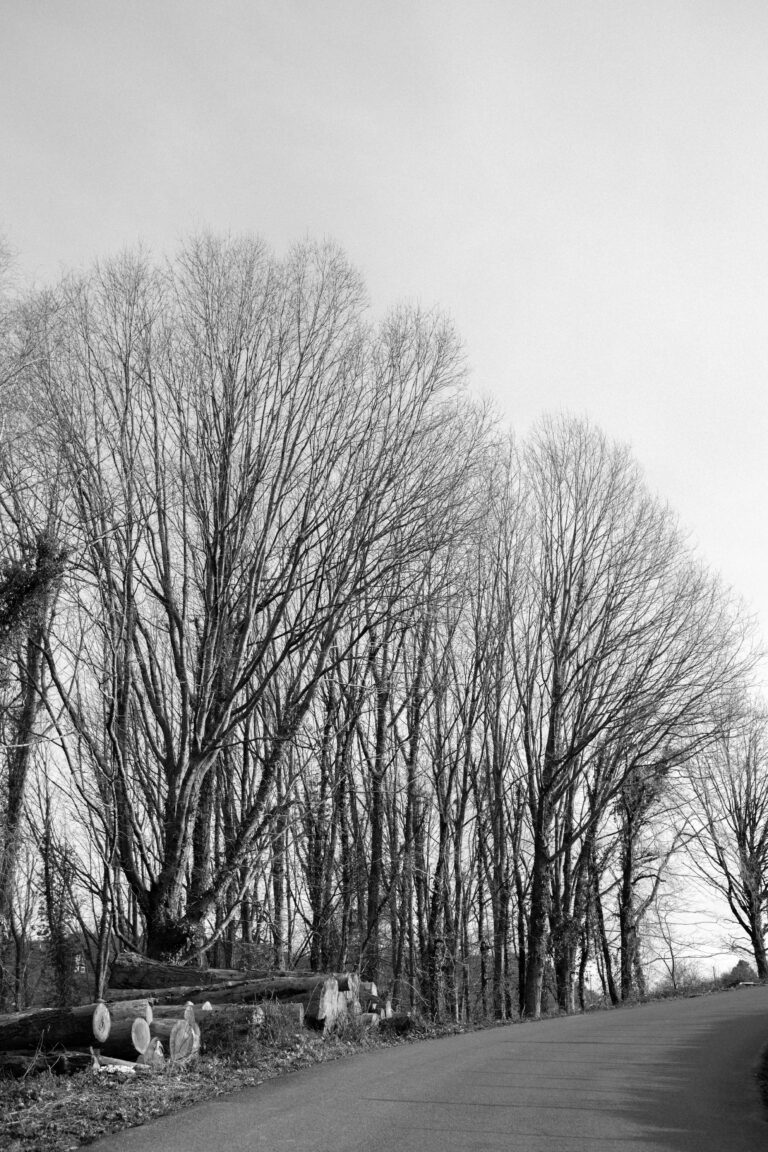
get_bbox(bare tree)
[5,234,762,1025]
[687,704,768,977]
[506,416,753,1018]
[0,280,68,1000]
[38,236,482,958]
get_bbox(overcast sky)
[3,0,768,663]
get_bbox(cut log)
[97,974,340,1006]
[95,1016,151,1059]
[109,951,278,990]
[104,985,206,1002]
[135,1037,165,1069]
[147,1001,196,1022]
[206,975,339,1005]
[168,975,332,1006]
[104,998,154,1023]
[132,1017,151,1055]
[100,989,159,1004]
[91,1001,111,1044]
[151,1010,207,1045]
[186,1006,261,1054]
[169,1018,200,1065]
[95,979,288,1005]
[304,978,339,1033]
[0,1002,111,1051]
[109,953,342,992]
[153,1001,273,1028]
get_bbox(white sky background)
[2,0,767,975]
[3,0,768,651]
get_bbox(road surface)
[92,986,768,1151]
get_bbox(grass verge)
[0,1012,459,1151]
[7,981,766,1151]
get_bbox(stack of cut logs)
[0,952,394,1077]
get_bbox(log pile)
[0,997,188,1077]
[0,952,394,1076]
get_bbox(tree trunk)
[752,928,768,980]
[303,977,340,1032]
[523,812,552,1018]
[97,1016,151,1059]
[104,998,154,1022]
[0,537,64,956]
[0,1002,108,1051]
[577,923,590,1010]
[109,951,250,989]
[591,847,620,1006]
[746,890,768,980]
[115,972,355,1006]
[362,640,390,984]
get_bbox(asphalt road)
[91,986,768,1152]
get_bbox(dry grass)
[0,1012,450,1151]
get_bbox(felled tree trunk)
[166,1005,262,1055]
[105,986,201,1003]
[151,1003,199,1045]
[0,1002,107,1051]
[96,1017,151,1060]
[92,999,154,1044]
[304,978,339,1033]
[180,974,353,1006]
[146,1001,195,1021]
[105,998,154,1022]
[109,951,267,989]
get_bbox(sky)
[2,0,768,653]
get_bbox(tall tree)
[688,705,768,978]
[39,236,481,958]
[508,417,752,1017]
[0,275,68,997]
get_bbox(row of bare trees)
[0,234,765,1019]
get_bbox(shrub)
[723,959,758,986]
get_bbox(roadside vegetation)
[2,965,764,1152]
[0,1008,462,1152]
